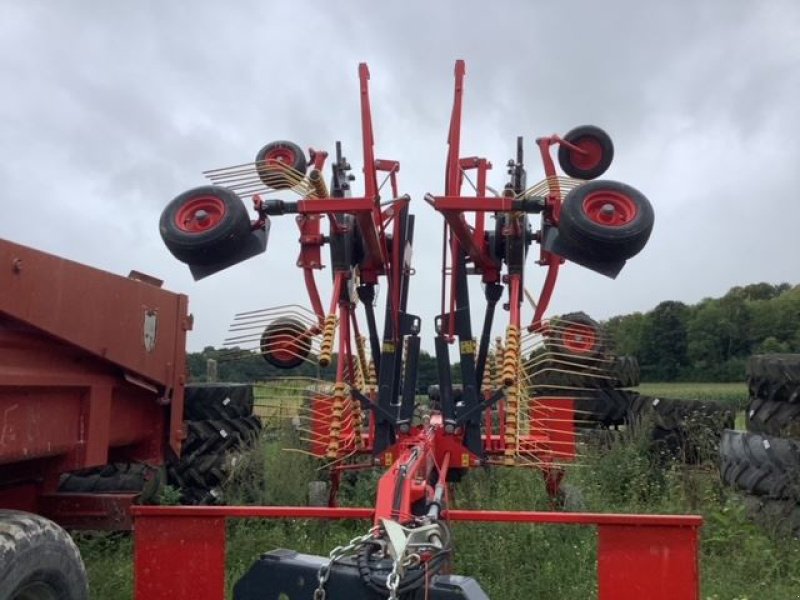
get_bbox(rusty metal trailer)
[0,238,189,598]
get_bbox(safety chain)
[386,552,421,600]
[313,528,379,600]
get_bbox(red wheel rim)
[263,325,307,365]
[174,196,226,233]
[562,324,597,354]
[582,190,638,227]
[262,146,296,168]
[568,137,603,171]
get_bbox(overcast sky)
[2,1,798,353]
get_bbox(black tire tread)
[168,415,262,505]
[747,354,800,405]
[184,383,254,420]
[0,510,89,600]
[719,430,800,500]
[746,395,800,437]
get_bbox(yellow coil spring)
[482,351,493,393]
[352,364,365,449]
[504,382,519,465]
[355,336,369,389]
[368,360,377,392]
[309,169,329,199]
[502,325,520,387]
[493,337,504,387]
[318,314,337,367]
[326,381,347,458]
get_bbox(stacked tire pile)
[531,311,641,429]
[629,394,734,464]
[719,355,800,537]
[168,383,262,504]
[530,312,734,463]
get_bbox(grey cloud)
[1,0,798,351]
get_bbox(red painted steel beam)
[432,196,518,212]
[131,505,701,526]
[296,197,375,214]
[132,506,701,600]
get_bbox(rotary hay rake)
[142,60,700,599]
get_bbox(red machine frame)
[152,60,688,598]
[132,504,701,600]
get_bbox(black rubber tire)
[260,317,312,369]
[0,511,89,600]
[608,355,640,388]
[255,140,307,189]
[719,430,800,500]
[558,125,614,180]
[546,311,605,359]
[746,396,800,438]
[740,494,800,538]
[58,462,163,502]
[184,383,254,420]
[747,354,800,404]
[629,395,735,464]
[574,388,636,427]
[160,185,251,265]
[558,180,654,262]
[168,415,262,505]
[532,355,639,391]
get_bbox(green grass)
[78,382,800,600]
[636,382,748,409]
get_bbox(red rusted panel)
[598,524,700,600]
[134,515,226,600]
[0,239,189,528]
[40,492,137,530]
[0,387,83,465]
[0,238,188,396]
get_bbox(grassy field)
[636,382,749,409]
[78,381,800,599]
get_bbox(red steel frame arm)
[132,506,701,600]
[528,136,566,330]
[357,63,387,278]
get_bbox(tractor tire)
[0,510,89,600]
[558,125,614,180]
[741,495,800,538]
[255,140,307,189]
[608,355,640,388]
[747,354,800,404]
[546,311,605,359]
[629,396,735,464]
[558,180,654,262]
[719,430,800,500]
[533,355,640,391]
[574,388,635,428]
[168,415,262,505]
[58,463,164,503]
[182,419,239,457]
[184,383,254,420]
[746,396,800,438]
[160,185,251,265]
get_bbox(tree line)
[604,282,800,382]
[187,282,800,385]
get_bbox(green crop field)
[78,381,800,600]
[636,382,749,409]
